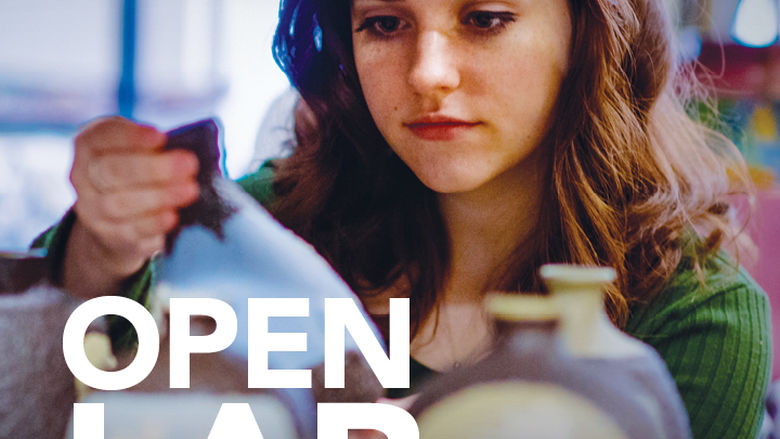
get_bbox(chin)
[413,168,490,194]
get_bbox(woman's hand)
[63,116,200,297]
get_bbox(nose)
[408,31,461,101]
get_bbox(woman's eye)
[463,11,517,32]
[356,16,407,37]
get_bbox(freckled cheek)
[357,65,406,130]
[360,81,394,130]
[492,49,565,113]
[479,52,566,150]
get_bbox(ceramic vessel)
[539,264,647,358]
[0,286,78,439]
[410,292,692,438]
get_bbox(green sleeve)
[30,208,77,285]
[30,209,157,351]
[30,160,279,350]
[236,159,278,208]
[625,253,772,439]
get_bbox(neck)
[437,157,543,301]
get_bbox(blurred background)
[3,0,780,372]
[0,0,288,250]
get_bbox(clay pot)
[0,286,78,439]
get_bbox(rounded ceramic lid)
[484,293,559,321]
[539,264,616,286]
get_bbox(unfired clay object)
[410,292,692,438]
[539,264,647,358]
[153,120,384,438]
[68,392,298,439]
[0,286,79,439]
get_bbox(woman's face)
[352,0,572,194]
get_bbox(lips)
[404,116,481,141]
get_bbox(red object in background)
[747,189,780,379]
[695,42,780,99]
[695,42,780,377]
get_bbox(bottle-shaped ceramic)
[540,263,691,438]
[410,294,632,439]
[539,264,646,358]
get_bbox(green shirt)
[624,252,771,438]
[33,161,771,438]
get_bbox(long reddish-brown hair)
[269,0,752,329]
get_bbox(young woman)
[36,0,770,437]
